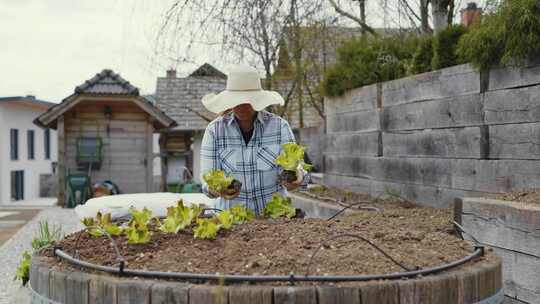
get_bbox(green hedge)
[457,0,540,69]
[411,36,433,74]
[432,25,468,70]
[323,35,418,97]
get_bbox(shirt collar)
[225,111,266,126]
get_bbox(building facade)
[0,96,57,203]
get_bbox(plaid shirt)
[200,110,309,214]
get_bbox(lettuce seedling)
[274,143,313,183]
[193,218,220,240]
[263,193,296,219]
[216,210,234,229]
[203,169,242,195]
[230,205,255,223]
[81,212,122,237]
[14,251,31,286]
[158,200,197,233]
[124,207,153,244]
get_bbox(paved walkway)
[0,207,82,303]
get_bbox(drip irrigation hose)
[327,202,381,221]
[53,246,484,283]
[453,221,481,244]
[73,227,125,270]
[305,233,413,275]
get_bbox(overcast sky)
[0,0,486,103]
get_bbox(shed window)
[76,137,103,169]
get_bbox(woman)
[200,65,309,214]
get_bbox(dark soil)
[45,201,475,280]
[495,188,540,206]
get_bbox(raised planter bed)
[30,196,503,304]
[455,194,540,304]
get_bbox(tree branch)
[327,0,377,36]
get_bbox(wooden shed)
[35,69,176,206]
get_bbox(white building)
[0,96,57,204]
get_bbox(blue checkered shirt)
[200,110,309,214]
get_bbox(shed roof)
[0,95,56,109]
[34,69,176,130]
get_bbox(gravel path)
[0,207,82,303]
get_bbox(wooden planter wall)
[30,255,502,304]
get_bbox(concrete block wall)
[322,62,540,208]
[457,197,540,304]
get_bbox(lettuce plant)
[81,212,122,237]
[124,207,153,244]
[274,143,313,183]
[230,205,255,223]
[216,210,234,229]
[203,169,242,194]
[193,218,221,240]
[158,200,197,233]
[263,193,296,219]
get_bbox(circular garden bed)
[30,197,503,303]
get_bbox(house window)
[11,170,24,201]
[10,129,18,160]
[27,130,35,160]
[44,129,51,160]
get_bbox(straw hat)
[201,65,285,114]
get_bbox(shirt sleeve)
[200,125,219,198]
[280,119,311,187]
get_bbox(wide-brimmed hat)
[201,65,285,114]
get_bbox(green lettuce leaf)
[274,143,313,171]
[216,210,234,229]
[193,218,220,240]
[230,205,255,223]
[203,169,234,193]
[263,193,296,219]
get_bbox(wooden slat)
[65,272,90,304]
[49,271,67,303]
[324,131,380,157]
[188,285,228,304]
[456,266,480,303]
[57,115,66,206]
[325,83,378,115]
[489,122,540,159]
[382,93,483,131]
[273,286,317,304]
[489,60,540,90]
[146,123,153,192]
[228,286,273,304]
[383,127,484,159]
[317,286,360,304]
[117,280,151,304]
[429,273,459,304]
[484,84,540,125]
[397,280,415,304]
[151,283,189,304]
[360,282,399,304]
[326,109,381,133]
[382,64,480,107]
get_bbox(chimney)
[461,2,482,27]
[166,68,176,78]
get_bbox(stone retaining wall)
[456,197,540,304]
[30,254,502,304]
[322,61,540,208]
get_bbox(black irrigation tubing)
[53,245,484,283]
[305,233,413,275]
[327,202,381,221]
[73,227,125,267]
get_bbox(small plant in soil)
[274,143,313,183]
[203,169,242,195]
[81,212,122,237]
[124,207,153,244]
[157,200,197,233]
[229,205,255,223]
[14,251,31,286]
[193,218,221,240]
[264,193,296,219]
[31,220,63,251]
[216,210,235,229]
